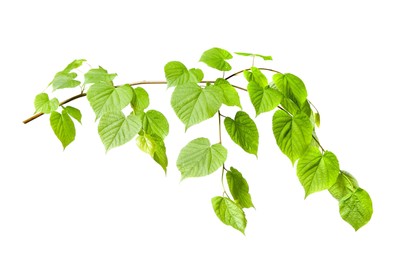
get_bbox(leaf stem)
[225,67,282,80]
[218,110,222,144]
[221,165,230,199]
[312,134,325,152]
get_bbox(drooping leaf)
[339,188,373,231]
[171,83,223,130]
[212,196,247,234]
[98,111,142,151]
[248,81,282,116]
[189,68,204,82]
[199,47,233,71]
[177,138,227,179]
[224,111,259,156]
[297,147,340,197]
[131,87,149,113]
[315,112,321,127]
[136,133,168,172]
[235,52,272,61]
[164,61,193,87]
[226,167,254,208]
[87,82,133,120]
[214,78,241,108]
[50,110,76,149]
[34,93,59,114]
[51,71,80,90]
[272,110,313,164]
[329,171,359,200]
[273,73,307,107]
[141,110,169,139]
[64,106,82,124]
[84,67,117,85]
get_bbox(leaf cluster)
[27,47,373,234]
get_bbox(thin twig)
[225,67,282,80]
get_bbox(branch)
[22,66,280,124]
[23,93,87,124]
[23,80,248,124]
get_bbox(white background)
[1,0,397,259]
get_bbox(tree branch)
[23,66,280,124]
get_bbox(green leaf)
[339,188,373,231]
[64,106,82,124]
[136,133,168,173]
[141,110,169,139]
[87,82,133,120]
[212,196,247,234]
[84,67,117,85]
[131,87,149,113]
[214,78,241,108]
[224,111,259,156]
[199,47,233,71]
[272,110,313,164]
[34,93,59,114]
[164,61,192,87]
[248,81,282,116]
[171,83,223,130]
[273,73,307,106]
[189,68,204,82]
[63,59,86,73]
[98,111,142,151]
[50,110,76,149]
[177,138,227,179]
[250,67,268,87]
[329,171,359,200]
[226,167,254,208]
[315,112,321,127]
[297,148,340,197]
[235,52,272,61]
[51,71,80,90]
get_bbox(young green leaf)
[226,167,254,208]
[171,83,223,130]
[131,87,150,113]
[199,47,233,71]
[224,111,259,156]
[177,138,227,179]
[84,67,117,85]
[51,71,81,90]
[63,59,86,73]
[250,67,268,87]
[315,112,321,127]
[297,148,340,197]
[50,110,76,149]
[235,52,272,61]
[212,196,247,234]
[98,111,142,151]
[248,81,282,116]
[64,106,82,124]
[34,93,59,114]
[339,188,373,231]
[329,171,359,200]
[273,73,307,107]
[141,110,169,139]
[214,78,241,108]
[272,110,313,164]
[164,61,192,87]
[87,82,133,120]
[136,133,168,173]
[189,68,204,82]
